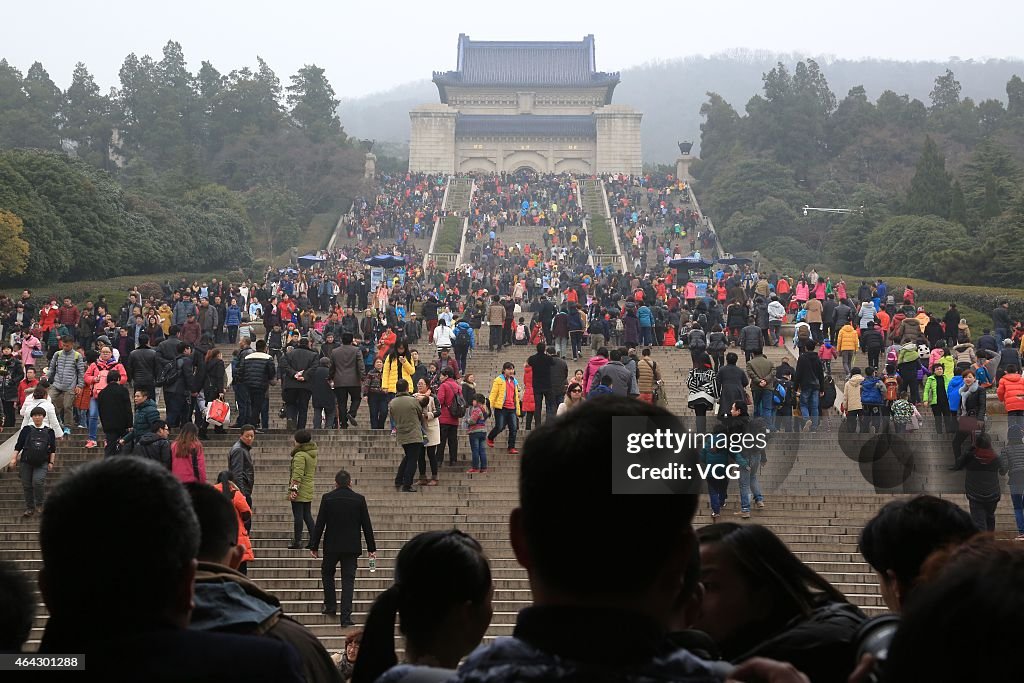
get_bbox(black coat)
[203,358,226,402]
[135,432,172,470]
[527,352,554,392]
[309,486,376,555]
[126,347,160,387]
[97,383,133,435]
[0,355,24,402]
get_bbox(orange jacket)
[998,373,1024,412]
[216,482,254,562]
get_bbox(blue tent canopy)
[669,257,714,269]
[297,254,326,268]
[364,254,406,268]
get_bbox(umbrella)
[717,257,753,266]
[363,254,406,268]
[278,267,298,274]
[669,257,714,269]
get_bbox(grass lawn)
[295,212,339,256]
[12,272,234,307]
[433,215,463,253]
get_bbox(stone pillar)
[676,154,694,183]
[364,153,377,179]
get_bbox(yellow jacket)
[489,375,523,416]
[158,304,173,334]
[836,325,860,352]
[382,355,416,394]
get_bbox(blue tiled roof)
[455,114,596,138]
[434,34,620,102]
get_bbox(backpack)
[615,317,624,333]
[21,426,51,467]
[887,347,899,364]
[515,325,527,342]
[772,383,787,405]
[891,399,913,425]
[884,377,900,402]
[448,387,468,418]
[454,325,471,348]
[156,357,183,388]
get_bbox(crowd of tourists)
[2,169,1021,681]
[1,398,1016,683]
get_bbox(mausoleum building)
[409,34,642,175]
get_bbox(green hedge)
[433,215,463,254]
[587,216,616,253]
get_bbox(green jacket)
[389,393,424,445]
[923,374,949,406]
[126,399,161,449]
[288,442,317,502]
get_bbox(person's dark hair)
[0,560,34,652]
[441,367,456,379]
[255,340,267,352]
[858,496,975,600]
[697,523,848,633]
[596,347,609,358]
[501,362,514,372]
[335,469,351,487]
[168,325,180,337]
[610,348,623,362]
[395,378,409,393]
[185,482,239,563]
[151,419,167,433]
[536,341,546,354]
[216,470,237,501]
[725,352,738,365]
[519,396,697,598]
[352,530,491,683]
[60,335,73,344]
[294,429,312,444]
[39,458,200,629]
[342,332,354,345]
[29,406,45,417]
[135,386,150,399]
[886,540,1024,682]
[642,347,652,357]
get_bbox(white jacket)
[20,397,64,437]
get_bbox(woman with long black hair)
[695,523,866,683]
[352,530,492,683]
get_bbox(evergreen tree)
[929,69,962,111]
[905,136,951,218]
[286,64,343,142]
[949,180,967,226]
[63,62,112,168]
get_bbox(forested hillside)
[0,40,365,283]
[337,51,1024,163]
[691,59,1024,286]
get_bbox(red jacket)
[437,377,462,426]
[522,365,536,412]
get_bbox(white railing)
[685,183,726,261]
[455,179,476,268]
[425,175,453,269]
[328,200,356,252]
[599,179,630,273]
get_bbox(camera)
[854,614,900,682]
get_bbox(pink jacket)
[85,359,127,399]
[170,442,206,484]
[583,355,609,393]
[20,335,41,369]
[795,282,810,301]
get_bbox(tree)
[905,136,951,218]
[960,138,1022,223]
[950,180,967,226]
[865,215,969,280]
[21,62,63,149]
[0,209,30,277]
[286,64,343,142]
[63,62,112,168]
[929,69,962,111]
[1007,75,1024,118]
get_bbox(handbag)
[74,387,92,411]
[957,414,981,434]
[31,349,44,358]
[205,399,231,427]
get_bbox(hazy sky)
[4,0,1022,98]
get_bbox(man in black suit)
[309,469,376,627]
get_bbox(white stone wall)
[594,105,643,174]
[454,136,595,173]
[409,104,457,173]
[443,86,609,116]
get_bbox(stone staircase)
[445,178,474,216]
[2,332,1013,656]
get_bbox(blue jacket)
[947,375,965,412]
[225,305,242,327]
[860,377,885,405]
[453,321,475,349]
[638,306,654,328]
